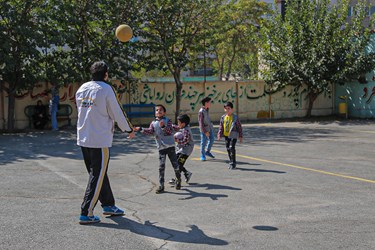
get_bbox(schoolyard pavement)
[0,118,375,249]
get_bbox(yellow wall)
[0,80,333,129]
[133,81,333,124]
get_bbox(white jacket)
[76,81,133,148]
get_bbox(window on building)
[371,6,375,16]
[348,5,375,17]
[348,6,353,17]
[267,2,274,10]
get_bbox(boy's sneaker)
[185,172,192,183]
[228,163,236,170]
[205,151,215,158]
[200,155,206,161]
[102,206,125,216]
[168,178,176,185]
[156,186,165,194]
[79,215,100,225]
[175,179,181,190]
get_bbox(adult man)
[76,61,135,224]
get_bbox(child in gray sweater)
[134,104,181,193]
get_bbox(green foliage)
[208,0,271,80]
[0,0,47,129]
[0,0,143,89]
[0,0,144,129]
[137,0,217,79]
[38,0,142,86]
[0,0,45,91]
[261,0,375,104]
[137,0,219,120]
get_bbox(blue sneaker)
[79,215,100,225]
[200,155,206,161]
[102,206,125,216]
[205,151,215,158]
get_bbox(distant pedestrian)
[133,104,182,193]
[49,85,59,131]
[76,61,135,225]
[217,102,243,169]
[33,100,48,130]
[169,114,194,186]
[198,96,215,161]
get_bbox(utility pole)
[277,0,286,20]
[203,37,206,84]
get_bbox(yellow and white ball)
[115,24,133,42]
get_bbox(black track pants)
[80,147,115,216]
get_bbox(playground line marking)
[204,149,375,184]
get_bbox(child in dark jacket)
[217,102,243,169]
[134,104,181,193]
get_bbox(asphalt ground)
[0,119,375,250]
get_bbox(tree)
[0,0,46,130]
[0,0,142,130]
[39,0,141,86]
[138,0,219,122]
[260,0,375,117]
[209,0,270,81]
[36,0,78,90]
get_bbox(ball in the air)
[115,24,133,42]
[174,132,184,140]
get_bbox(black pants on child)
[177,153,189,175]
[225,137,237,167]
[159,147,181,186]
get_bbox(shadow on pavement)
[2,118,370,165]
[209,158,262,166]
[253,225,279,231]
[0,130,156,165]
[187,183,241,191]
[165,183,241,200]
[91,217,228,246]
[190,125,340,146]
[247,126,339,145]
[234,168,286,174]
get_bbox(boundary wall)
[335,71,375,118]
[0,80,333,129]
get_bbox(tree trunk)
[306,92,318,118]
[220,58,224,81]
[225,48,237,81]
[173,70,182,123]
[214,49,224,81]
[7,90,16,131]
